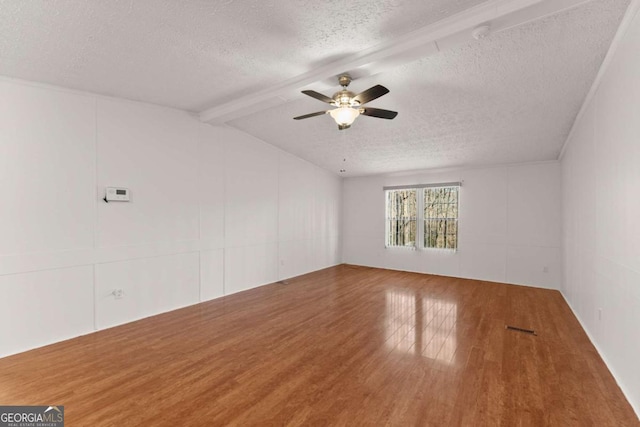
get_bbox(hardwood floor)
[0,265,637,426]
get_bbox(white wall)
[0,78,342,357]
[278,151,342,280]
[561,3,640,414]
[343,162,562,289]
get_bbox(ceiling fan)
[293,75,398,130]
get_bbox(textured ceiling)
[0,0,631,177]
[0,0,487,111]
[231,0,630,176]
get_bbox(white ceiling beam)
[491,0,596,33]
[199,0,596,125]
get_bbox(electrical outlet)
[113,289,124,299]
[543,266,549,273]
[598,308,602,321]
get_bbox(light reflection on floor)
[385,289,457,364]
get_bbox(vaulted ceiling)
[0,0,631,176]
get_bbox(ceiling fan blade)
[353,85,389,105]
[293,111,328,120]
[361,107,398,119]
[301,90,335,104]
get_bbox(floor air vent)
[505,325,537,336]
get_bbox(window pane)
[424,187,459,249]
[387,220,416,247]
[386,189,417,247]
[387,190,416,218]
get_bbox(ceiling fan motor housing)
[332,90,359,107]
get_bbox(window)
[385,189,417,247]
[385,183,460,250]
[424,186,458,249]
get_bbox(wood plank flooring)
[0,265,637,426]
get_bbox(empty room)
[1,0,639,425]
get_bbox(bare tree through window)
[386,189,416,247]
[424,187,458,249]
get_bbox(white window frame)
[384,182,461,251]
[384,188,418,249]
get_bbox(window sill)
[420,247,458,254]
[385,245,417,250]
[385,246,458,254]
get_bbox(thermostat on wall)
[104,187,130,202]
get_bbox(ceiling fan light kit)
[329,106,360,128]
[294,74,398,130]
